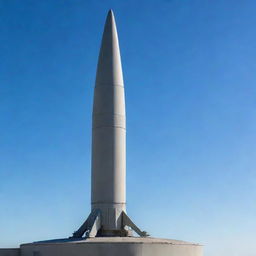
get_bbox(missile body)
[72,10,147,238]
[91,10,126,235]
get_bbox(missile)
[92,8,126,235]
[72,10,147,238]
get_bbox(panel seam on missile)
[92,202,126,205]
[93,125,126,130]
[93,113,125,117]
[94,83,124,88]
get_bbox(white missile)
[91,8,126,235]
[72,10,148,237]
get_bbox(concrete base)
[0,249,20,256]
[20,237,203,256]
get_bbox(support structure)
[72,211,148,238]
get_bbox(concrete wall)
[0,249,20,256]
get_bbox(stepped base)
[20,237,203,256]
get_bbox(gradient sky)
[1,1,256,255]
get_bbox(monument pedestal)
[20,237,202,256]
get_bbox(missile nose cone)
[95,9,123,86]
[108,9,114,16]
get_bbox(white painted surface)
[20,237,203,256]
[91,10,126,232]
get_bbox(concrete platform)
[20,237,203,256]
[0,249,20,256]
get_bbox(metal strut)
[72,210,149,238]
[72,209,101,238]
[122,211,149,237]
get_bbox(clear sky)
[0,1,256,255]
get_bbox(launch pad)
[20,237,202,256]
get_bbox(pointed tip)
[105,9,115,27]
[108,9,114,16]
[96,9,123,86]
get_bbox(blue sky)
[0,1,256,255]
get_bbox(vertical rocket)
[72,10,147,238]
[91,9,126,235]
